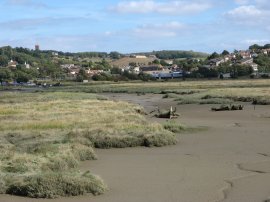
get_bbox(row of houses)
[207,51,259,72]
[60,64,104,77]
[131,65,183,79]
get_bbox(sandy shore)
[1,93,270,202]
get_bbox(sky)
[0,0,269,53]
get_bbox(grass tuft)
[6,172,106,198]
[163,121,187,133]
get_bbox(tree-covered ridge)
[0,44,270,83]
[153,50,209,59]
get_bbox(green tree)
[221,50,230,55]
[207,52,220,60]
[0,55,9,66]
[76,69,88,82]
[14,70,31,83]
[0,68,13,82]
[109,51,122,59]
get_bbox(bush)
[6,172,106,198]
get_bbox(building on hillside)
[140,65,183,79]
[239,58,253,65]
[69,68,80,77]
[261,49,270,55]
[87,70,104,77]
[61,64,75,69]
[24,62,30,69]
[130,55,147,59]
[250,63,258,72]
[219,73,231,79]
[238,50,251,59]
[164,60,174,65]
[140,65,163,72]
[208,58,225,67]
[131,66,140,74]
[35,44,40,51]
[8,60,18,68]
[149,55,157,58]
[238,58,258,72]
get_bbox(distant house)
[131,55,147,59]
[239,58,253,65]
[149,55,157,58]
[261,49,270,55]
[8,60,18,68]
[164,60,173,65]
[87,70,104,77]
[131,66,140,74]
[238,58,258,72]
[208,58,225,67]
[140,65,182,79]
[238,50,251,59]
[61,64,75,69]
[250,63,258,72]
[140,65,162,72]
[69,68,80,76]
[220,73,231,79]
[24,62,30,69]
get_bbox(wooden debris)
[211,104,244,111]
[154,106,180,119]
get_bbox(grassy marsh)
[0,91,176,198]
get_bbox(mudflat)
[1,93,270,202]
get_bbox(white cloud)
[243,39,270,44]
[5,0,48,8]
[225,4,270,26]
[234,0,251,5]
[110,0,211,15]
[0,16,97,30]
[227,5,262,17]
[256,0,270,9]
[133,21,187,38]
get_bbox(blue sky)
[0,0,269,53]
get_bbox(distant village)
[0,44,270,85]
[58,48,270,81]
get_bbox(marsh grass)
[0,91,176,198]
[161,87,270,105]
[38,79,270,94]
[6,171,106,198]
[163,121,187,133]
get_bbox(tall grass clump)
[6,172,106,198]
[163,121,187,133]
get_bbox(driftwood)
[153,106,180,119]
[212,104,244,111]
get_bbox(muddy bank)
[1,93,270,202]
